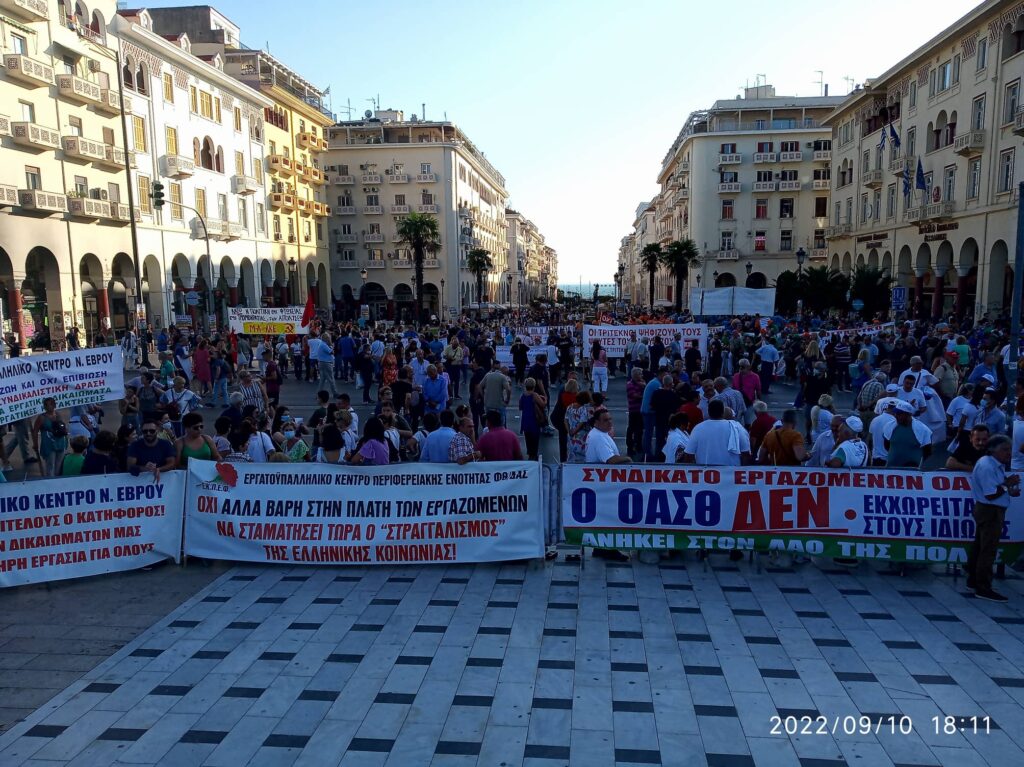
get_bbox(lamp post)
[359,267,368,319]
[696,273,703,316]
[440,277,445,319]
[507,273,512,310]
[287,256,297,305]
[796,246,807,278]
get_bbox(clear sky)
[145,0,974,283]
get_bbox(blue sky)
[144,0,973,283]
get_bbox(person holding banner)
[33,398,67,477]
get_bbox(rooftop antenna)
[813,70,824,97]
[756,73,766,89]
[366,96,378,113]
[843,75,855,93]
[336,98,354,120]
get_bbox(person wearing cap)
[757,410,806,466]
[967,434,1021,602]
[883,400,932,468]
[826,416,868,468]
[896,374,927,417]
[932,351,960,404]
[807,414,844,467]
[868,398,899,466]
[898,356,938,392]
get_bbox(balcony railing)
[307,167,326,185]
[717,182,741,193]
[952,130,985,156]
[19,189,67,213]
[779,180,802,191]
[330,174,355,185]
[161,154,195,179]
[313,202,331,217]
[393,259,412,268]
[923,201,956,220]
[335,205,356,214]
[780,151,803,162]
[417,204,439,213]
[813,149,832,162]
[334,233,357,243]
[365,260,386,268]
[1015,107,1024,137]
[3,54,53,87]
[62,135,105,162]
[12,121,59,151]
[904,207,923,223]
[295,198,310,214]
[0,114,8,137]
[423,258,440,268]
[714,249,739,261]
[97,144,126,170]
[416,173,438,182]
[673,188,689,205]
[824,223,852,238]
[68,197,109,219]
[97,89,121,115]
[810,248,828,260]
[889,155,915,176]
[0,0,49,21]
[362,174,382,183]
[296,131,327,152]
[0,184,17,207]
[231,175,261,195]
[56,74,102,106]
[752,181,776,192]
[269,192,295,211]
[268,155,293,176]
[364,233,384,243]
[718,153,742,164]
[754,152,777,163]
[389,173,409,183]
[391,205,410,214]
[862,169,884,188]
[811,179,831,190]
[363,205,383,214]
[678,160,690,173]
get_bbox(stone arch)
[218,256,236,288]
[714,272,736,288]
[122,54,134,91]
[200,137,214,170]
[89,9,105,40]
[897,245,913,288]
[868,248,879,270]
[841,252,852,275]
[305,262,316,291]
[881,250,892,276]
[935,241,954,273]
[215,145,224,174]
[987,239,1009,311]
[856,252,865,268]
[135,62,148,96]
[915,242,932,273]
[745,272,767,289]
[317,263,328,307]
[830,253,840,272]
[23,247,62,349]
[1003,19,1024,59]
[109,252,136,336]
[239,258,255,307]
[142,254,165,329]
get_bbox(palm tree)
[802,265,850,315]
[661,239,701,313]
[396,212,441,322]
[849,265,893,318]
[466,248,493,309]
[639,243,663,311]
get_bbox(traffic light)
[151,181,165,208]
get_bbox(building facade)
[824,0,1022,320]
[114,8,272,332]
[506,209,557,304]
[654,87,844,306]
[0,0,135,348]
[323,110,508,321]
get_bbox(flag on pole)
[300,287,316,328]
[902,163,911,199]
[888,122,901,149]
[877,126,887,153]
[915,158,927,191]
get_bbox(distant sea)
[557,282,615,296]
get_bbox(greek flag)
[902,164,911,199]
[915,158,927,191]
[888,122,901,149]
[877,126,887,153]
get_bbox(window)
[929,68,936,97]
[754,119,767,130]
[156,180,179,222]
[138,175,151,214]
[189,86,197,113]
[780,169,798,181]
[757,141,773,152]
[887,185,896,218]
[194,188,206,218]
[1006,81,1020,124]
[814,197,828,217]
[234,151,244,176]
[340,249,355,262]
[720,231,734,250]
[721,199,734,219]
[238,199,248,230]
[909,81,917,109]
[999,149,1015,192]
[861,150,870,174]
[720,171,738,183]
[780,230,792,251]
[199,90,213,119]
[340,223,352,235]
[755,170,773,182]
[420,162,432,174]
[233,107,242,132]
[217,193,227,221]
[273,215,281,240]
[953,54,961,85]
[779,198,794,219]
[24,166,40,190]
[754,231,767,251]
[720,142,736,154]
[9,33,26,54]
[73,175,87,196]
[780,140,798,153]
[907,127,916,157]
[366,193,379,206]
[395,194,406,205]
[755,199,768,219]
[936,60,953,93]
[834,201,842,224]
[872,189,881,219]
[68,116,82,136]
[814,229,826,249]
[813,168,830,180]
[213,97,221,123]
[942,166,956,202]
[845,197,853,224]
[967,159,981,200]
[287,218,294,240]
[978,37,988,71]
[162,72,173,102]
[972,95,986,130]
[860,193,869,223]
[165,126,177,156]
[253,157,263,184]
[368,223,381,235]
[61,55,74,75]
[256,203,265,233]
[421,192,433,205]
[132,115,146,151]
[108,183,120,203]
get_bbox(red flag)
[300,287,316,328]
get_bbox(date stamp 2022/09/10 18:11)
[769,714,995,738]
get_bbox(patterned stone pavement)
[2,555,1024,766]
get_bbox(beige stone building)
[824,0,1023,320]
[323,110,508,320]
[506,208,557,304]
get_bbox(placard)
[582,324,707,359]
[495,345,560,367]
[228,307,309,336]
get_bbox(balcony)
[811,179,831,190]
[810,248,828,260]
[423,259,440,268]
[1015,108,1024,136]
[393,259,412,268]
[417,204,439,213]
[334,233,358,244]
[295,198,310,214]
[715,250,739,261]
[0,0,49,21]
[905,207,923,223]
[391,205,410,214]
[754,152,777,163]
[313,202,331,217]
[18,189,67,214]
[67,197,109,219]
[718,153,742,165]
[109,203,135,223]
[267,155,293,176]
[780,151,803,162]
[678,161,690,173]
[717,182,741,193]
[362,174,382,183]
[12,121,59,151]
[825,223,852,238]
[231,175,261,195]
[0,184,17,207]
[416,173,438,182]
[96,144,126,170]
[330,174,355,185]
[296,131,327,151]
[3,54,53,87]
[389,173,409,183]
[862,168,885,188]
[673,188,689,205]
[307,167,326,185]
[365,260,386,268]
[0,114,8,136]
[889,155,915,176]
[269,192,296,211]
[364,233,384,243]
[293,162,308,180]
[813,149,832,162]
[923,201,956,220]
[363,205,383,215]
[779,180,802,191]
[56,74,102,106]
[97,89,121,115]
[753,181,777,192]
[160,154,195,179]
[62,135,105,162]
[952,130,985,157]
[335,205,356,215]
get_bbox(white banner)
[819,322,896,340]
[0,473,184,587]
[582,324,707,359]
[0,348,124,427]
[689,287,776,316]
[184,460,545,565]
[495,345,559,367]
[228,307,309,336]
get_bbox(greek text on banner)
[184,460,545,565]
[582,324,707,359]
[0,348,125,426]
[0,473,184,587]
[561,464,1024,564]
[227,307,309,336]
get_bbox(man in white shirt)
[307,332,337,397]
[968,435,1021,601]
[585,409,631,464]
[896,374,927,416]
[683,400,750,466]
[868,399,898,466]
[897,356,938,391]
[827,416,868,468]
[807,414,844,467]
[755,341,781,394]
[661,412,690,464]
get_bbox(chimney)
[824,83,829,97]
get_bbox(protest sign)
[495,345,559,367]
[227,307,310,336]
[561,465,1024,564]
[0,348,124,427]
[582,324,707,358]
[0,473,184,587]
[184,460,545,565]
[688,287,776,316]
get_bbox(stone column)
[914,269,927,319]
[7,284,24,350]
[96,287,110,330]
[954,267,971,320]
[931,266,947,321]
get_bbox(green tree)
[802,265,850,315]
[466,248,493,307]
[772,269,801,315]
[396,212,441,322]
[661,239,701,313]
[849,265,893,317]
[639,243,663,311]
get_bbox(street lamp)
[745,261,753,277]
[506,273,512,307]
[440,277,445,318]
[287,256,297,305]
[796,246,807,277]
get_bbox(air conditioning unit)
[806,142,814,148]
[88,59,101,72]
[359,164,367,170]
[99,190,109,201]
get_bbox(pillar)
[8,286,24,350]
[914,269,927,319]
[96,286,110,330]
[262,285,273,307]
[954,267,970,320]
[931,266,947,321]
[229,285,239,307]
